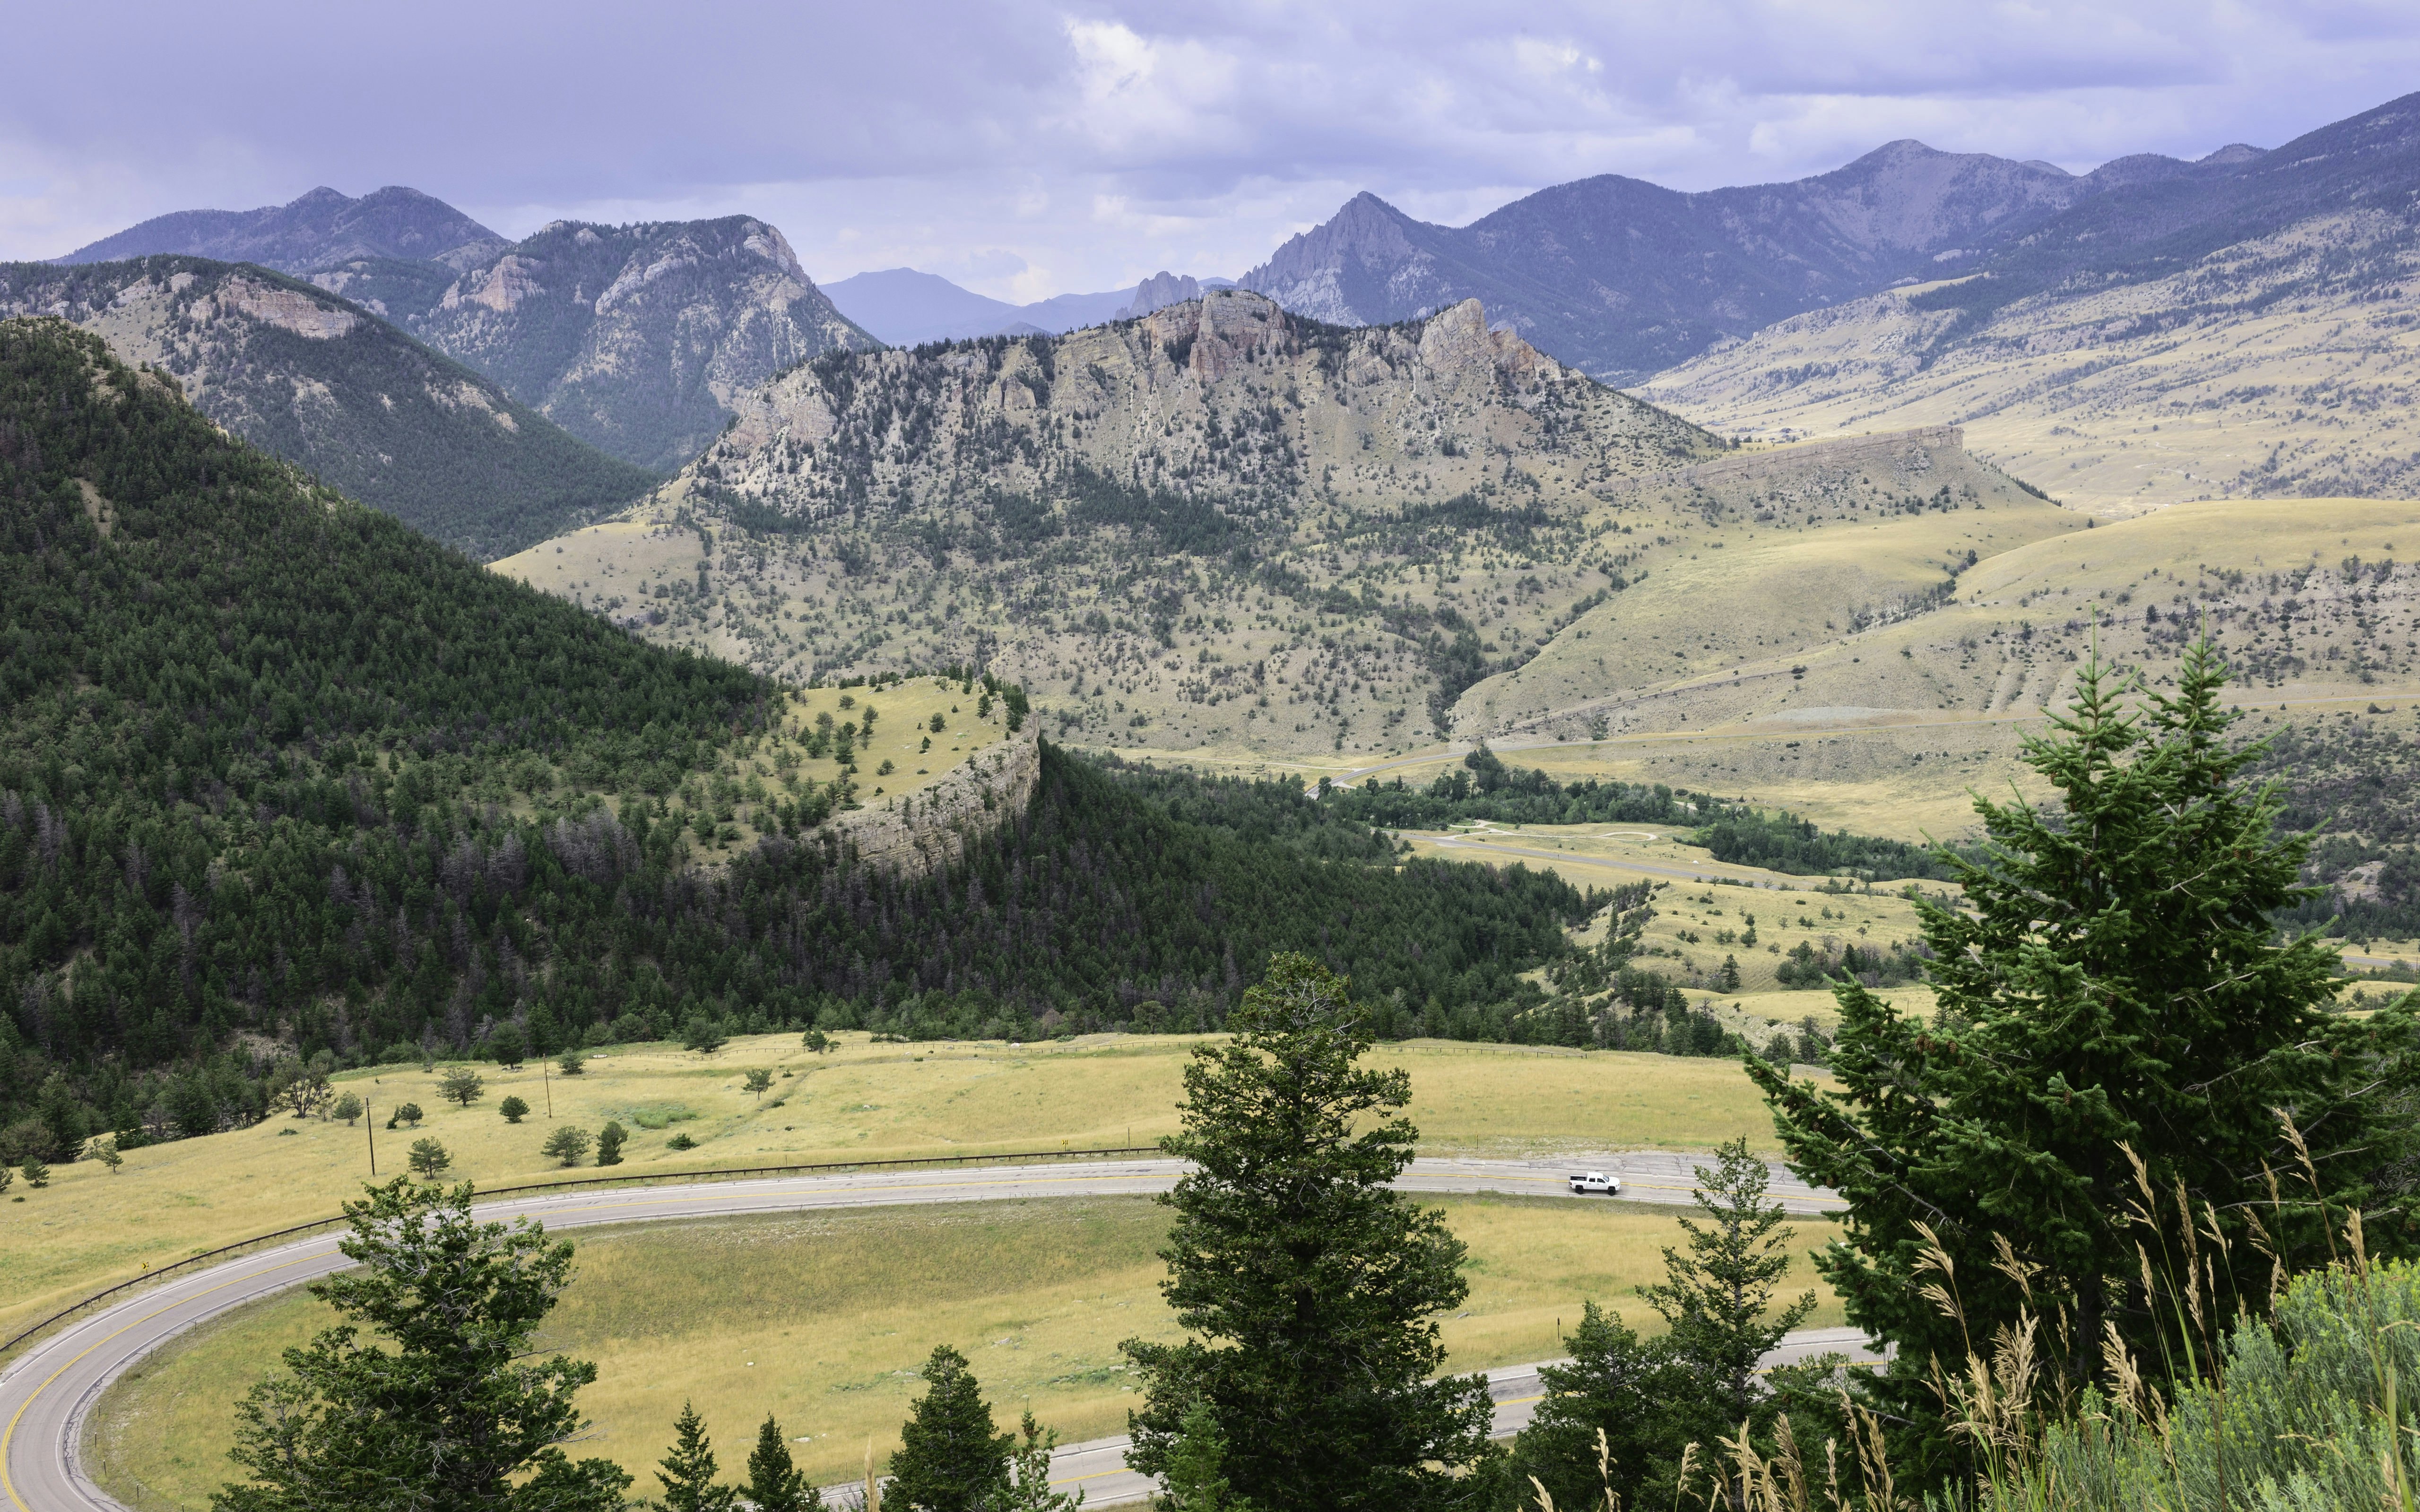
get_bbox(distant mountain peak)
[60,185,500,273]
[1118,271,1198,320]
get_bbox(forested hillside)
[0,320,1590,1158]
[0,257,658,558]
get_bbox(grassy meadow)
[2,1033,1807,1346]
[84,1191,1848,1507]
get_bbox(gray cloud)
[5,1,2415,299]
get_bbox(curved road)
[2,1156,1862,1512]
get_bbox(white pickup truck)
[1567,1171,1622,1195]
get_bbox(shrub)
[667,1132,697,1150]
[21,1157,51,1188]
[597,1121,627,1166]
[500,1095,531,1124]
[331,1092,364,1125]
[558,1050,586,1076]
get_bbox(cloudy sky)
[6,1,2415,300]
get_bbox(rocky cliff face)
[696,287,1709,528]
[1117,271,1201,320]
[832,734,1042,878]
[66,191,879,475]
[406,216,877,471]
[0,256,655,558]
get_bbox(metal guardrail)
[0,1144,1159,1364]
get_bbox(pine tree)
[1497,1304,1686,1512]
[1635,1140,1812,1456]
[653,1400,737,1512]
[212,1177,630,1511]
[745,1414,817,1512]
[888,1345,1011,1512]
[1749,635,2420,1476]
[1122,952,1494,1512]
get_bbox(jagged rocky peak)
[1118,271,1199,320]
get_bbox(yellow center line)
[3,1247,334,1512]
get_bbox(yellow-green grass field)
[85,1192,1848,1508]
[3,1035,1808,1346]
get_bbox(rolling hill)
[0,257,658,559]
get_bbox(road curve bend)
[2,1156,1858,1512]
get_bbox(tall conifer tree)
[889,1345,1012,1512]
[1751,637,2420,1474]
[653,1401,736,1512]
[1123,952,1494,1512]
[746,1414,817,1512]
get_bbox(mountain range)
[820,267,1229,346]
[58,187,876,473]
[1236,138,2271,384]
[1635,90,2420,512]
[496,289,2071,763]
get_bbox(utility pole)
[366,1096,376,1177]
[542,1057,553,1118]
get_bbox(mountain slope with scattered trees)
[0,258,659,559]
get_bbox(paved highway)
[1,1156,1856,1512]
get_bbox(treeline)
[0,745,1593,1161]
[1332,745,1962,880]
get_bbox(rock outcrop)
[831,734,1041,878]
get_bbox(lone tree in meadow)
[406,1138,451,1180]
[1122,953,1493,1512]
[889,1344,1012,1512]
[596,1121,627,1166]
[331,1093,364,1126]
[212,1178,630,1512]
[499,1096,530,1124]
[541,1126,591,1167]
[743,1068,775,1101]
[1750,635,2420,1476]
[438,1066,486,1108]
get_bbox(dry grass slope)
[84,1192,1848,1507]
[1,1034,1799,1345]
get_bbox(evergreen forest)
[0,320,1591,1159]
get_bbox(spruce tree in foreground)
[1637,1140,1813,1448]
[1749,636,2420,1477]
[212,1177,630,1512]
[1123,952,1493,1512]
[746,1414,819,1512]
[653,1400,737,1512]
[889,1344,1012,1512]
